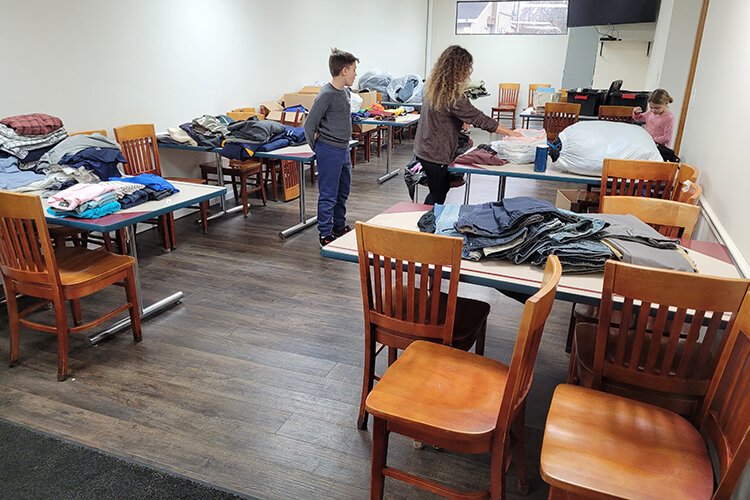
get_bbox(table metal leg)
[497,177,507,201]
[88,225,183,345]
[204,152,244,223]
[279,160,317,239]
[463,173,472,205]
[377,127,399,184]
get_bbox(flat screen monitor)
[567,0,660,28]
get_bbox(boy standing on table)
[304,48,359,248]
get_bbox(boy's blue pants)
[315,141,351,237]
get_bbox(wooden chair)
[599,196,701,239]
[528,83,552,109]
[543,102,580,142]
[0,191,141,381]
[599,158,679,205]
[597,105,635,122]
[568,260,750,419]
[366,256,562,499]
[542,292,750,499]
[199,159,266,216]
[673,163,700,200]
[114,124,209,250]
[491,83,520,129]
[355,222,491,430]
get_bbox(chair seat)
[366,341,507,440]
[541,384,713,500]
[56,247,135,287]
[492,105,516,111]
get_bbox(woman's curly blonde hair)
[424,45,473,111]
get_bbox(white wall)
[592,41,650,89]
[0,0,428,175]
[680,0,750,274]
[429,0,569,116]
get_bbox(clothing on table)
[179,123,222,148]
[0,124,67,160]
[12,171,81,196]
[632,108,674,147]
[414,94,498,166]
[36,133,120,171]
[163,127,198,147]
[118,189,149,209]
[0,113,64,136]
[48,200,121,219]
[315,140,351,238]
[454,197,564,238]
[60,147,125,181]
[454,148,509,167]
[98,180,146,198]
[226,119,285,143]
[17,144,55,165]
[304,83,352,150]
[46,164,101,184]
[115,174,178,198]
[0,156,46,190]
[192,115,229,137]
[48,183,116,210]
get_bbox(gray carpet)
[0,417,252,499]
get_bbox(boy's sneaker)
[332,225,352,238]
[319,234,337,248]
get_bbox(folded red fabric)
[454,148,508,166]
[0,113,64,136]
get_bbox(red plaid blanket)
[0,113,63,136]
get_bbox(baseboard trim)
[699,197,749,278]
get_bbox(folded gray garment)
[589,213,679,249]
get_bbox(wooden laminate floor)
[0,131,589,499]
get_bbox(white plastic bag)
[491,129,547,164]
[387,74,424,104]
[554,121,662,176]
[350,92,363,113]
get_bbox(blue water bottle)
[534,145,548,172]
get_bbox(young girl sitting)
[633,88,677,161]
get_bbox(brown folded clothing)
[454,148,509,166]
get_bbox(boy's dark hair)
[329,48,359,77]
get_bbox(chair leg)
[358,337,376,430]
[256,171,267,206]
[158,215,170,251]
[371,417,389,500]
[124,267,142,342]
[117,229,128,255]
[54,300,70,381]
[230,174,240,201]
[197,201,208,233]
[567,340,580,384]
[513,406,529,495]
[565,304,577,353]
[69,299,83,326]
[102,232,114,252]
[168,213,177,250]
[6,283,21,367]
[241,172,249,217]
[387,346,397,366]
[475,320,487,356]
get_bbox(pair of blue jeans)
[315,141,351,237]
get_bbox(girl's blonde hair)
[424,45,473,111]
[649,88,674,105]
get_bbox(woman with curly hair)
[414,45,520,204]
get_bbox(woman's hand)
[497,125,523,137]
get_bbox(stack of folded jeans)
[418,197,695,274]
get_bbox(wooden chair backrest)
[356,222,462,346]
[673,163,700,200]
[600,196,701,240]
[113,124,162,176]
[543,102,580,141]
[528,83,551,108]
[0,191,59,289]
[497,83,521,107]
[675,181,702,205]
[593,261,750,416]
[698,293,750,499]
[496,256,562,437]
[597,105,635,122]
[69,129,108,137]
[600,158,678,205]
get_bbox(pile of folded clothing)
[170,115,233,148]
[465,81,490,100]
[47,183,123,219]
[114,173,179,200]
[0,156,46,190]
[0,113,67,163]
[221,118,306,160]
[35,133,126,181]
[418,197,695,274]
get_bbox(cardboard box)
[355,90,379,110]
[266,109,306,126]
[282,86,321,111]
[555,189,599,213]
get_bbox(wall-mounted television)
[567,0,660,28]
